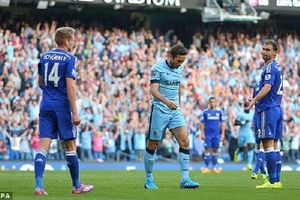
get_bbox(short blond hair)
[54,27,75,46]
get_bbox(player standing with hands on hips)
[245,39,283,189]
[143,44,200,189]
[34,27,94,195]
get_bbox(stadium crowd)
[0,14,299,164]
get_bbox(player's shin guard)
[34,149,47,189]
[247,149,254,166]
[253,150,266,174]
[212,153,218,168]
[144,147,155,180]
[204,153,211,167]
[275,150,282,182]
[179,148,190,180]
[66,151,80,188]
[259,151,267,174]
[265,148,277,184]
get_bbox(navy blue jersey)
[200,109,225,135]
[150,60,183,113]
[257,60,283,112]
[38,49,76,111]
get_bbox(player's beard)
[262,54,272,63]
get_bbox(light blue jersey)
[236,111,254,136]
[148,60,186,140]
[150,60,183,113]
[236,110,255,146]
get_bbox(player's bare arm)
[178,85,182,107]
[200,123,205,140]
[38,75,43,89]
[66,77,80,125]
[150,82,177,110]
[221,122,226,140]
[245,83,272,110]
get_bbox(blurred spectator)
[80,123,93,161]
[290,127,300,162]
[133,125,146,162]
[282,133,291,163]
[20,128,33,160]
[30,128,39,159]
[104,131,118,161]
[47,139,58,160]
[192,127,205,162]
[4,128,30,160]
[92,124,104,162]
[118,126,133,161]
[0,138,8,160]
[159,129,178,160]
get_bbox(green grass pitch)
[0,170,298,200]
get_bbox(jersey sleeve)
[235,113,243,121]
[65,55,76,79]
[220,110,225,122]
[38,62,42,76]
[263,63,277,86]
[150,64,160,84]
[200,111,205,123]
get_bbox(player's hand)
[167,100,178,110]
[244,99,255,111]
[201,134,205,141]
[221,134,225,141]
[72,114,81,126]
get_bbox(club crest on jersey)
[265,74,271,80]
[151,70,156,77]
[72,69,76,77]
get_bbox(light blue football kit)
[144,59,199,189]
[148,60,186,140]
[236,110,255,147]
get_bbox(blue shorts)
[148,105,187,140]
[257,106,283,140]
[204,135,220,149]
[253,112,260,144]
[237,132,255,147]
[39,110,77,141]
[254,125,260,144]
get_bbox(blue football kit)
[256,60,283,140]
[200,108,225,149]
[38,49,77,140]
